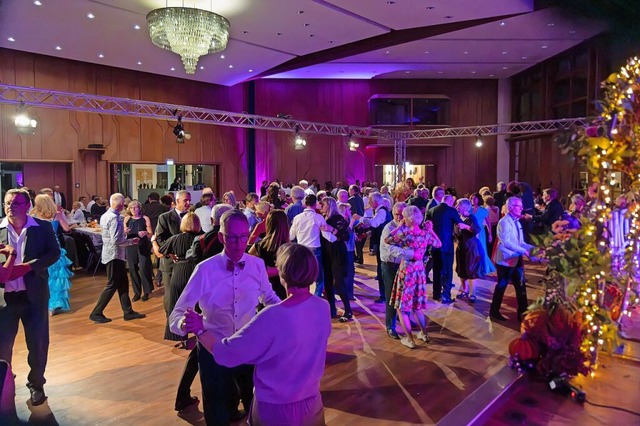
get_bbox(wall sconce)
[475,132,484,148]
[15,102,37,134]
[294,125,306,150]
[347,132,359,151]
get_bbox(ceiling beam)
[253,12,527,79]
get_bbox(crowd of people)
[0,176,614,424]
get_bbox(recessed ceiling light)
[220,54,225,59]
[87,13,95,19]
[387,1,395,4]
[7,37,15,42]
[444,15,453,19]
[98,53,104,58]
[297,10,304,14]
[55,45,62,50]
[405,71,411,74]
[385,50,391,54]
[229,65,233,68]
[521,56,528,60]
[502,51,508,55]
[463,51,469,54]
[199,66,205,70]
[137,61,142,65]
[499,22,506,27]
[303,23,309,27]
[471,71,477,74]
[170,67,175,71]
[489,74,495,77]
[276,32,282,36]
[133,24,141,30]
[569,30,576,34]
[541,45,548,49]
[424,51,430,54]
[437,71,443,74]
[329,40,335,44]
[426,6,435,10]
[547,23,555,27]
[502,66,509,70]
[242,30,248,34]
[34,0,42,5]
[248,69,253,73]
[309,34,315,37]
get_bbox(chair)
[78,233,102,275]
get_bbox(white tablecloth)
[73,226,103,247]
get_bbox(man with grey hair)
[285,185,306,225]
[187,204,232,263]
[89,193,145,323]
[493,181,507,211]
[153,190,191,287]
[337,189,349,204]
[170,210,280,424]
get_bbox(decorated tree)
[510,56,640,379]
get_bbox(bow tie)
[177,211,186,218]
[226,259,245,272]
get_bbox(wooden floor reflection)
[12,257,533,425]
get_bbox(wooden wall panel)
[253,79,498,194]
[1,48,498,199]
[0,48,245,200]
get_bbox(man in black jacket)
[524,188,563,233]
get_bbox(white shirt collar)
[0,215,40,229]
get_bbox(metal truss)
[0,83,592,142]
[393,139,407,185]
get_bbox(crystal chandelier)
[147,6,230,74]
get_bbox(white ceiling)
[0,0,607,86]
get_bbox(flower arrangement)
[510,56,640,379]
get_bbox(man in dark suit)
[347,185,366,264]
[426,195,471,303]
[152,190,191,287]
[143,192,170,231]
[52,185,66,210]
[524,187,563,234]
[425,186,445,212]
[0,188,60,406]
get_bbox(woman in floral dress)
[385,205,442,349]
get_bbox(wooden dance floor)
[12,257,536,425]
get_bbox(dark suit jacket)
[0,217,60,307]
[155,210,182,272]
[533,198,564,230]
[143,201,170,231]
[155,209,182,245]
[54,191,67,210]
[426,203,463,254]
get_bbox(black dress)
[454,214,484,279]
[159,232,198,341]
[125,216,153,297]
[253,240,287,300]
[321,214,352,318]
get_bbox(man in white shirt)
[299,179,314,196]
[170,210,280,424]
[289,194,327,297]
[0,189,60,406]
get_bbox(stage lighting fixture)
[475,132,484,148]
[14,103,37,134]
[348,133,359,151]
[172,116,191,143]
[294,126,306,150]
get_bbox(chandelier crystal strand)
[147,7,230,74]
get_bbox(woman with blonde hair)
[249,209,289,299]
[124,200,154,301]
[222,191,237,209]
[385,205,441,349]
[31,194,73,315]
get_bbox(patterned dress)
[385,225,431,312]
